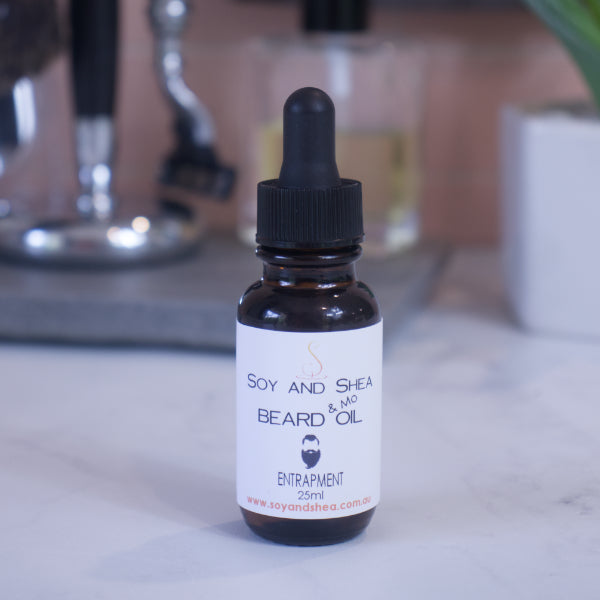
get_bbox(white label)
[236,321,382,519]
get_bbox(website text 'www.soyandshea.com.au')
[246,496,372,514]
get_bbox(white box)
[501,104,600,338]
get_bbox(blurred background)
[0,0,594,347]
[1,0,587,245]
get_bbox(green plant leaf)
[524,0,600,108]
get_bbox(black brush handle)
[70,0,118,117]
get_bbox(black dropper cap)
[302,0,368,33]
[256,87,363,249]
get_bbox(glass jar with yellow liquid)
[238,0,424,258]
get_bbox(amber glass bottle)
[236,88,382,546]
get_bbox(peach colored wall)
[1,1,589,246]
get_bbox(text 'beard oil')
[236,87,382,546]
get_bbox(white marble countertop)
[1,251,599,599]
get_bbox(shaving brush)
[0,0,62,94]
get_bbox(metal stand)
[0,0,203,267]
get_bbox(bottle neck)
[257,245,360,288]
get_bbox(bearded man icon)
[301,434,321,469]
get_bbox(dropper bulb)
[278,87,341,189]
[256,87,363,248]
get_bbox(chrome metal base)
[0,207,202,267]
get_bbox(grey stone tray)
[0,236,447,350]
